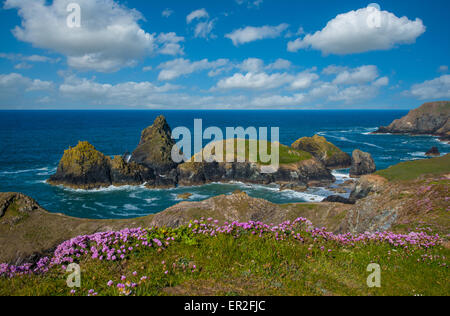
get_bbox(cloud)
[322,65,348,75]
[186,9,215,39]
[194,20,216,39]
[266,59,292,70]
[14,62,33,69]
[226,23,289,46]
[0,73,52,91]
[407,75,450,100]
[239,58,264,73]
[238,58,292,72]
[332,65,379,85]
[59,75,179,105]
[158,58,229,81]
[142,66,152,72]
[186,9,209,24]
[216,62,318,91]
[162,8,173,18]
[290,72,319,90]
[156,33,185,56]
[438,65,448,73]
[287,5,425,55]
[56,75,252,109]
[4,0,183,72]
[216,72,293,90]
[251,94,306,107]
[236,0,264,8]
[0,53,58,63]
[330,78,389,103]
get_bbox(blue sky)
[0,0,449,109]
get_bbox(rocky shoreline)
[48,116,376,191]
[2,154,449,264]
[373,101,450,143]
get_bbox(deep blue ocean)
[0,110,448,219]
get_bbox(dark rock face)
[110,156,149,185]
[374,101,450,142]
[131,116,178,172]
[425,147,440,157]
[291,135,351,169]
[177,159,334,187]
[322,195,356,205]
[350,150,376,177]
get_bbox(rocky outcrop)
[374,101,450,142]
[48,141,112,189]
[48,117,362,190]
[131,115,178,172]
[322,195,355,205]
[425,147,440,157]
[0,191,346,264]
[177,139,334,187]
[109,156,150,186]
[291,135,351,169]
[350,150,376,177]
[349,175,387,200]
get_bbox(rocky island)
[48,116,375,190]
[374,101,450,143]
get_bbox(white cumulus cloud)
[226,23,289,46]
[287,5,425,55]
[158,58,229,81]
[216,72,293,90]
[333,65,379,85]
[407,75,450,100]
[4,0,183,72]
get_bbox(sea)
[0,110,448,219]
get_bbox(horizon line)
[0,108,411,111]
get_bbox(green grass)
[1,226,448,296]
[376,154,450,181]
[197,139,312,166]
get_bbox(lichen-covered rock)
[291,135,351,169]
[131,116,178,172]
[375,101,450,141]
[48,141,112,189]
[350,150,376,177]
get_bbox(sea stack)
[48,141,112,189]
[131,115,178,172]
[350,150,376,177]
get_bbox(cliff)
[375,101,450,142]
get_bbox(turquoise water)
[0,110,448,219]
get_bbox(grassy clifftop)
[1,219,448,296]
[376,154,450,181]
